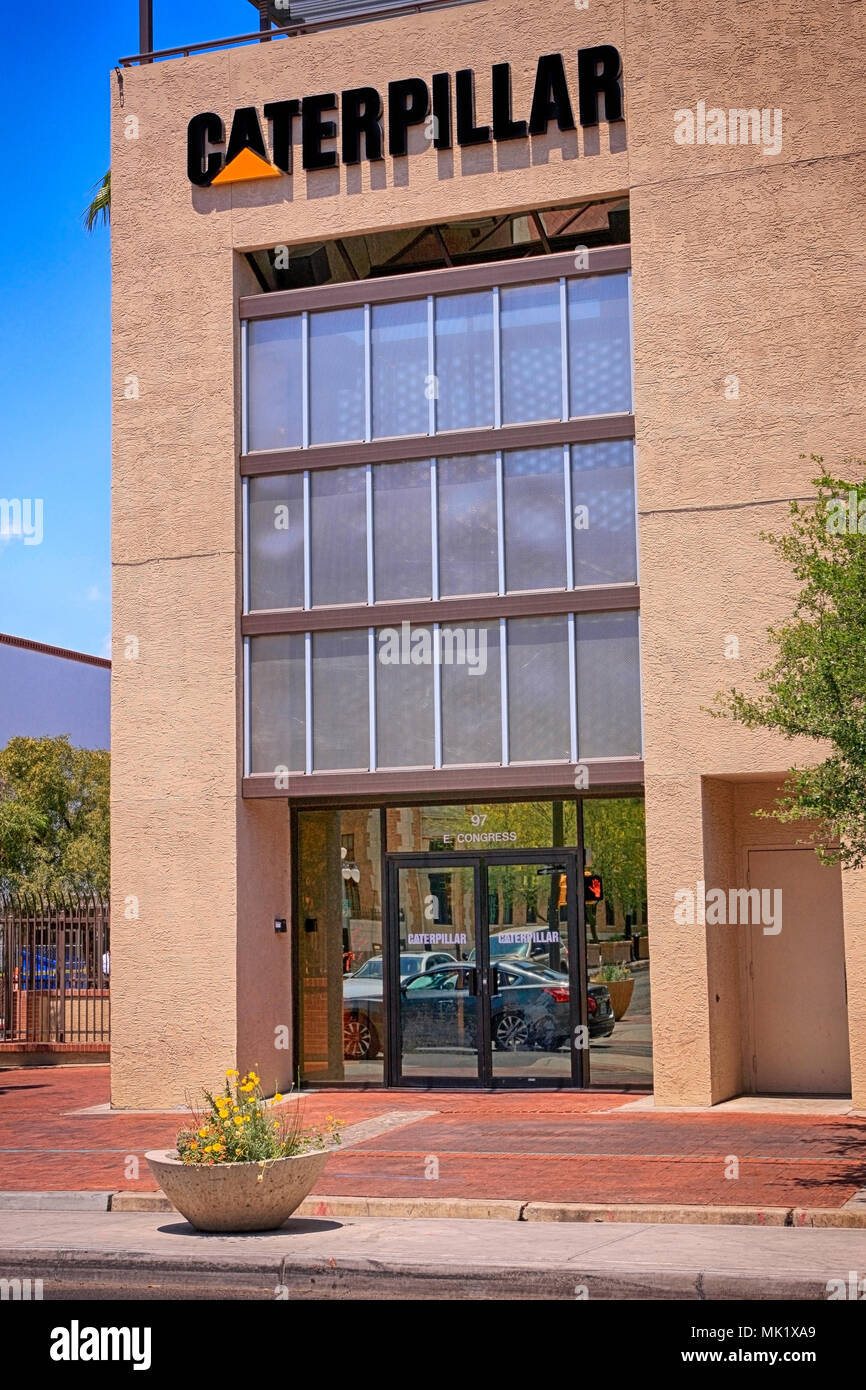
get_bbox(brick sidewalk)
[2,1066,865,1208]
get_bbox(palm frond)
[82,171,111,233]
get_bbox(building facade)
[111,0,866,1108]
[0,633,110,751]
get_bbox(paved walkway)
[2,1066,866,1210]
[1,1208,865,1300]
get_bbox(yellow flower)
[226,1069,239,1077]
[248,1072,260,1085]
[218,1109,229,1120]
[204,1145,213,1153]
[273,1093,283,1104]
[198,1128,208,1138]
[233,1116,244,1126]
[240,1082,254,1093]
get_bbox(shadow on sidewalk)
[156,1218,343,1238]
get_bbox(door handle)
[466,967,479,997]
[489,966,500,995]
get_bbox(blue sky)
[0,2,255,657]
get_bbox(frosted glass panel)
[437,454,498,597]
[309,308,365,444]
[248,318,303,452]
[507,617,571,762]
[312,629,369,770]
[249,474,304,611]
[375,625,435,767]
[373,461,432,601]
[571,440,637,586]
[249,635,305,774]
[371,300,429,439]
[310,467,367,606]
[441,622,501,765]
[504,448,567,592]
[500,282,562,425]
[568,274,632,417]
[435,291,495,432]
[576,610,642,757]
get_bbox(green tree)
[0,736,109,897]
[583,798,647,937]
[82,171,110,232]
[714,461,866,869]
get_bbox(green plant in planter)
[592,962,632,983]
[176,1069,342,1165]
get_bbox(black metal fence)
[0,892,110,1044]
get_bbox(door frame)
[384,847,586,1089]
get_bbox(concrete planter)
[145,1148,330,1232]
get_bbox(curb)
[0,1243,851,1302]
[105,1190,866,1227]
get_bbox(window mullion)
[433,622,443,769]
[492,285,502,429]
[427,295,436,436]
[364,302,372,442]
[568,611,578,764]
[368,626,377,771]
[496,450,505,596]
[627,268,635,413]
[243,635,251,778]
[563,443,574,590]
[302,471,311,610]
[366,463,374,605]
[241,476,250,614]
[559,276,569,422]
[301,311,310,448]
[430,458,439,601]
[499,616,509,766]
[241,319,249,455]
[304,631,313,774]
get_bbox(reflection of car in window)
[405,968,460,992]
[398,960,614,1054]
[350,957,384,980]
[347,952,457,982]
[342,954,614,1062]
[471,932,569,967]
[342,952,458,1060]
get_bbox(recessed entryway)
[746,848,850,1096]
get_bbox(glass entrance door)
[388,851,584,1087]
[393,863,481,1082]
[486,860,574,1083]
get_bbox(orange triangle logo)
[212,147,282,185]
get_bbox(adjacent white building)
[0,633,110,751]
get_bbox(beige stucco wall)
[111,0,866,1106]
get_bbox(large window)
[248,611,640,774]
[246,270,632,452]
[243,254,640,782]
[246,439,636,610]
